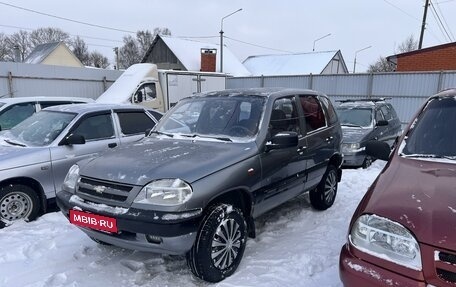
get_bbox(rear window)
[402,97,456,158]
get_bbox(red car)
[339,89,456,286]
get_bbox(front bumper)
[56,190,201,255]
[339,243,426,287]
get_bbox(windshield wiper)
[149,131,174,138]
[341,123,364,128]
[4,138,26,147]
[181,134,232,142]
[401,154,456,160]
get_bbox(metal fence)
[0,62,123,99]
[227,71,456,125]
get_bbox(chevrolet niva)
[340,89,456,286]
[57,88,343,282]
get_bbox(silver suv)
[0,103,160,227]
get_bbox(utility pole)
[419,0,430,49]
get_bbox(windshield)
[336,107,373,127]
[401,97,456,159]
[156,96,265,141]
[3,110,76,147]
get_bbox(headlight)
[350,214,422,270]
[134,179,192,206]
[341,143,363,153]
[62,164,80,193]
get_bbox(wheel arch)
[204,188,256,238]
[0,177,47,213]
[328,153,343,182]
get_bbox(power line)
[382,0,421,21]
[224,36,294,53]
[433,0,455,40]
[429,0,454,41]
[0,1,136,34]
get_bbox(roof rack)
[336,97,392,103]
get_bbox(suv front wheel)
[187,203,247,282]
[309,165,338,210]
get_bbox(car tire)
[0,184,41,225]
[187,204,247,282]
[362,156,373,169]
[310,165,338,210]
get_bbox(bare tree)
[367,57,395,73]
[367,35,418,73]
[6,30,32,62]
[118,35,141,69]
[0,33,9,61]
[153,27,171,37]
[397,35,418,53]
[136,30,154,57]
[89,51,109,68]
[29,27,70,47]
[71,36,90,65]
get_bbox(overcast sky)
[1,0,455,72]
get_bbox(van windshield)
[336,107,373,128]
[402,97,456,159]
[156,96,265,141]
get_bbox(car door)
[298,94,333,189]
[49,111,121,192]
[255,96,307,216]
[373,108,389,143]
[114,109,158,144]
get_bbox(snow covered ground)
[0,162,385,287]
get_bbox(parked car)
[0,97,94,131]
[57,88,343,282]
[339,89,456,286]
[335,98,402,168]
[0,103,161,227]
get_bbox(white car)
[0,97,94,130]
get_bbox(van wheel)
[362,156,373,169]
[0,184,41,225]
[187,204,247,282]
[310,165,338,210]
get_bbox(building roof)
[24,42,61,64]
[243,50,346,76]
[143,35,251,76]
[387,41,456,64]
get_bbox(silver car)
[0,103,161,227]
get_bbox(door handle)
[108,143,117,148]
[325,136,333,142]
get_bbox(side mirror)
[135,91,143,103]
[61,134,85,146]
[376,120,388,126]
[266,132,298,151]
[366,140,391,161]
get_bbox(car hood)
[341,127,372,143]
[361,156,456,250]
[79,137,258,186]
[0,142,49,171]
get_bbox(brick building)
[387,42,456,72]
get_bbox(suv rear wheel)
[187,204,247,282]
[310,165,338,210]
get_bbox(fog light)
[145,235,162,244]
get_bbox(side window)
[0,103,36,130]
[375,109,385,122]
[72,114,114,141]
[270,97,300,136]
[117,111,156,136]
[319,96,338,125]
[380,105,393,121]
[40,101,72,109]
[299,95,326,133]
[134,83,157,103]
